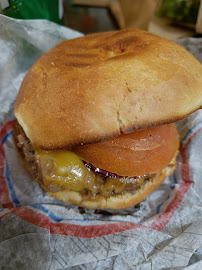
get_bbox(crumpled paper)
[0,14,202,270]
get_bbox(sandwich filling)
[35,147,155,198]
[14,122,179,200]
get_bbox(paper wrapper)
[0,14,202,269]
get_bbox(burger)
[13,29,202,209]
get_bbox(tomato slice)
[73,124,179,176]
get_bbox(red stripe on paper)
[0,207,50,229]
[49,222,145,238]
[0,120,17,142]
[13,207,50,230]
[150,182,191,231]
[0,120,17,208]
[1,206,146,238]
[0,210,12,220]
[149,127,202,231]
[183,127,202,148]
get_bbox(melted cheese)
[35,148,90,191]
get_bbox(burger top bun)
[15,29,202,150]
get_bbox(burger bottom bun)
[50,151,178,209]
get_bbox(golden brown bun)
[15,29,202,149]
